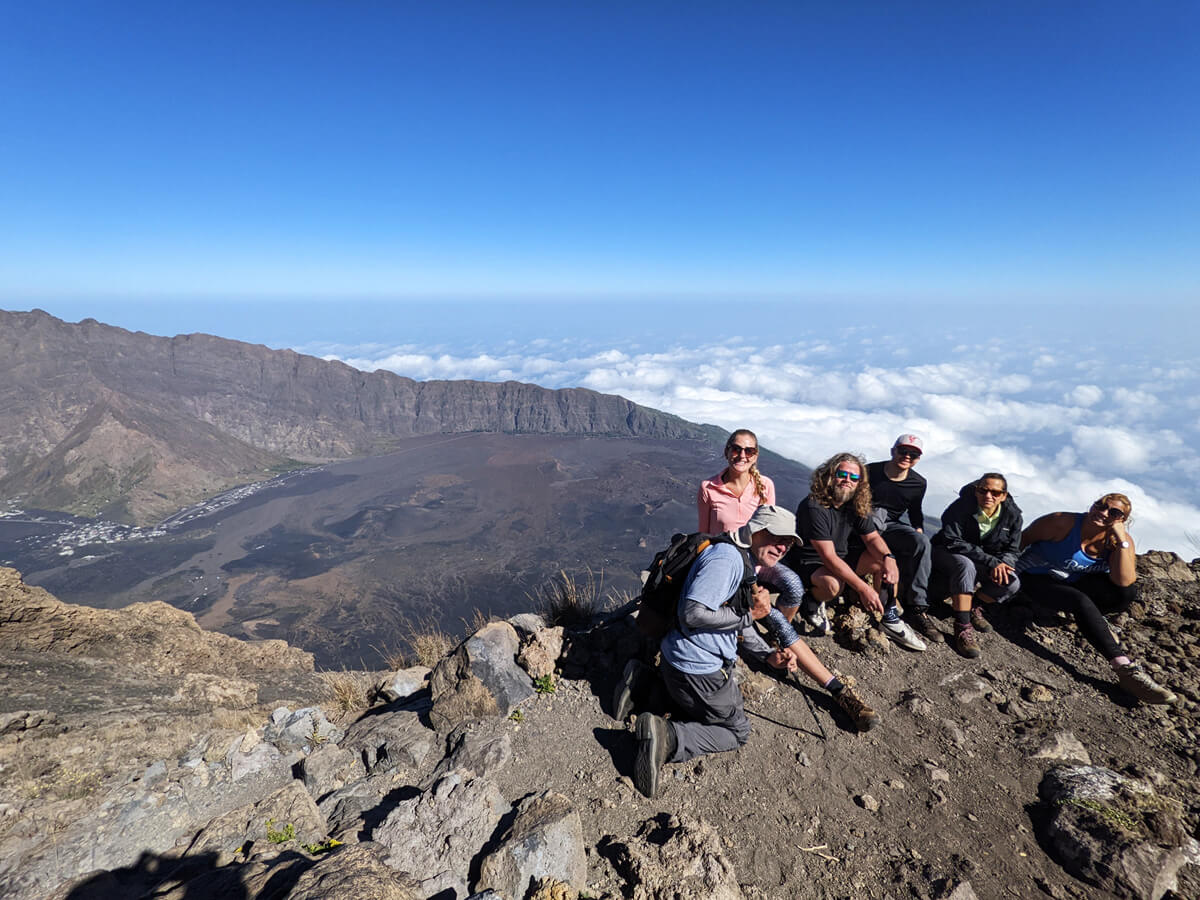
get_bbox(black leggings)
[1021,573,1136,660]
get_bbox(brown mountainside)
[0,308,704,523]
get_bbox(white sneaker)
[881,618,927,651]
[802,601,830,636]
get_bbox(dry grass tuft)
[530,568,614,629]
[391,616,457,668]
[320,671,371,715]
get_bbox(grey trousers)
[882,522,931,609]
[661,661,750,763]
[931,546,1021,602]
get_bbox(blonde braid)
[750,464,768,505]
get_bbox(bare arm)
[1107,521,1137,587]
[811,539,884,615]
[1020,512,1075,548]
[861,530,899,585]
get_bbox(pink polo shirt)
[697,470,776,533]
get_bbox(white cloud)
[320,329,1200,557]
[1068,384,1103,406]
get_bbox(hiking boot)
[802,600,830,637]
[955,623,981,659]
[881,617,927,651]
[612,658,650,721]
[970,606,992,633]
[634,712,677,798]
[906,609,944,643]
[833,684,879,732]
[1116,664,1177,705]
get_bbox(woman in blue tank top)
[1017,493,1175,704]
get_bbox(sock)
[954,609,971,626]
[824,676,844,694]
[882,605,900,624]
[1110,656,1132,670]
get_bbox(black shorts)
[795,547,863,590]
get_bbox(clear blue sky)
[1,1,1197,317]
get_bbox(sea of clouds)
[316,316,1200,557]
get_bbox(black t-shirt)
[791,493,877,566]
[866,461,926,529]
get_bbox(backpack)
[635,532,756,640]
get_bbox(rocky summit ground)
[1,554,1199,900]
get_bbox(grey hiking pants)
[881,522,931,610]
[661,661,750,763]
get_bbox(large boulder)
[376,666,431,703]
[1038,764,1199,900]
[424,721,513,787]
[299,743,367,802]
[341,709,435,775]
[429,622,535,731]
[517,626,565,680]
[474,791,586,899]
[601,814,744,900]
[373,770,512,900]
[285,842,421,900]
[264,706,344,752]
[179,780,327,863]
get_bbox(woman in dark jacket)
[930,473,1022,659]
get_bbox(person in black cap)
[865,433,939,643]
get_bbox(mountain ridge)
[0,308,706,523]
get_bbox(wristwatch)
[1117,540,1130,549]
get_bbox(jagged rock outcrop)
[1039,764,1199,899]
[475,791,587,899]
[0,566,313,676]
[0,308,704,522]
[429,620,535,730]
[601,814,744,900]
[5,556,1200,899]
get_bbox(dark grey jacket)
[931,482,1023,569]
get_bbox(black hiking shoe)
[634,712,676,798]
[833,684,879,732]
[906,609,945,643]
[955,623,981,659]
[1116,663,1177,704]
[612,658,650,721]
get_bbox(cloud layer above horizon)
[316,322,1200,557]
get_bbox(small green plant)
[302,838,343,854]
[1064,798,1139,832]
[265,819,296,844]
[533,674,557,694]
[508,709,525,723]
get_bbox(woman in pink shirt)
[697,429,775,533]
[697,430,804,622]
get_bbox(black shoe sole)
[613,661,641,720]
[634,714,663,798]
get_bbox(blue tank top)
[1016,513,1109,582]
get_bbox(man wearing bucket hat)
[633,505,878,798]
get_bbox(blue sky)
[1,2,1197,304]
[2,3,1199,553]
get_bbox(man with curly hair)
[785,452,927,650]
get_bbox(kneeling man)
[635,506,877,798]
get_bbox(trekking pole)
[789,671,828,742]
